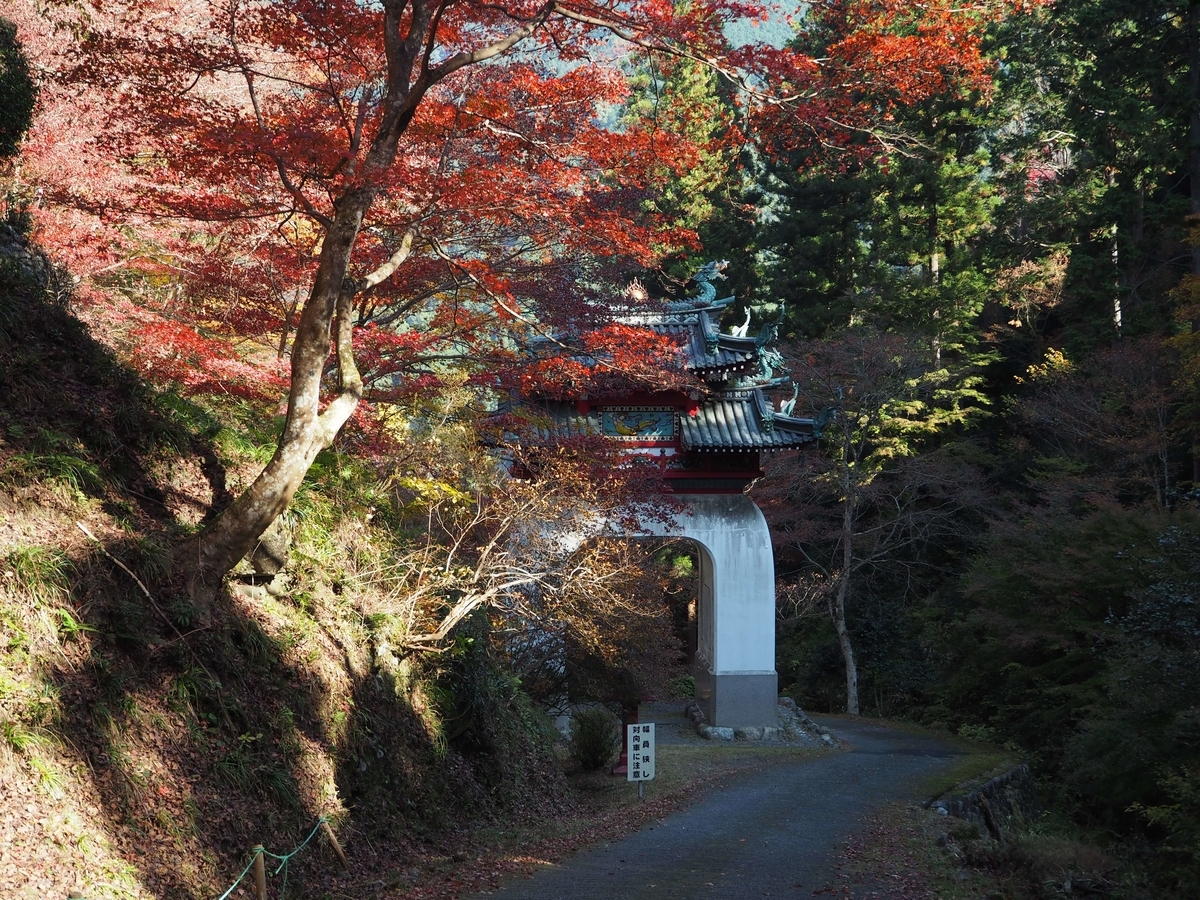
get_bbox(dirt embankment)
[0,251,569,900]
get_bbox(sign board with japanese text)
[626,723,655,782]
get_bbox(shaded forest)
[696,1,1200,893]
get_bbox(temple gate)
[526,265,822,729]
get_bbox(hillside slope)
[0,225,568,900]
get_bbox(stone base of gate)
[695,669,778,729]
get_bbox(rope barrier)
[262,816,328,900]
[66,817,338,900]
[211,816,330,900]
[214,850,261,900]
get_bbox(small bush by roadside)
[568,706,621,771]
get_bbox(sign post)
[626,723,655,799]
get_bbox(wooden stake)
[252,846,267,900]
[321,820,349,870]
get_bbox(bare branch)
[552,4,813,106]
[428,2,557,81]
[358,227,419,291]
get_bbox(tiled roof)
[520,392,817,451]
[521,402,600,440]
[620,304,761,377]
[656,320,760,375]
[680,391,817,451]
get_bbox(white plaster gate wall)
[633,493,777,729]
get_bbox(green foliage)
[985,0,1190,342]
[567,706,621,772]
[1130,764,1200,890]
[2,717,40,753]
[759,17,1002,348]
[778,594,935,718]
[0,18,37,159]
[758,168,876,337]
[923,507,1200,886]
[769,328,992,715]
[0,668,60,777]
[956,724,996,744]
[667,553,693,580]
[621,54,765,303]
[2,545,73,606]
[1,425,107,497]
[212,732,258,789]
[624,57,736,235]
[55,608,96,641]
[405,611,564,811]
[776,621,844,715]
[150,391,215,450]
[667,674,695,698]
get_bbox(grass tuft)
[2,717,42,753]
[55,607,97,641]
[2,545,73,606]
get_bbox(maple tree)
[4,0,1043,617]
[44,0,758,611]
[749,0,1032,165]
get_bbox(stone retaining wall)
[928,763,1041,841]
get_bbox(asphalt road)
[466,716,963,900]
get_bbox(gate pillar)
[637,493,777,729]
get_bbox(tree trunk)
[834,443,860,716]
[1189,0,1200,484]
[1190,1,1200,276]
[928,166,941,366]
[1111,223,1121,331]
[832,571,859,716]
[183,190,374,614]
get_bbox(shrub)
[0,18,37,159]
[957,723,997,744]
[668,674,695,697]
[568,706,620,772]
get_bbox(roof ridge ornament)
[664,259,730,312]
[780,383,799,417]
[755,302,786,350]
[624,278,650,303]
[813,405,837,439]
[750,302,787,384]
[731,309,751,337]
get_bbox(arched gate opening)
[625,493,778,729]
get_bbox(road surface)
[467,716,963,900]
